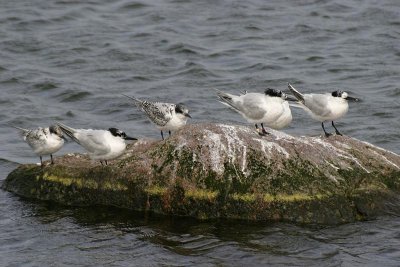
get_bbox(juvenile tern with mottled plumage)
[56,122,137,165]
[122,95,191,140]
[288,83,359,137]
[10,124,66,166]
[214,88,294,135]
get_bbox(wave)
[171,62,220,79]
[0,158,20,170]
[117,2,150,11]
[306,56,325,62]
[58,91,92,103]
[33,82,58,91]
[165,43,203,56]
[232,63,284,72]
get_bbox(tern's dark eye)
[331,91,342,97]
[116,130,126,137]
[175,106,182,114]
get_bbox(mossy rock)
[3,123,400,224]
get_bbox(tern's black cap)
[265,88,283,97]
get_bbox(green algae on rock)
[2,123,400,224]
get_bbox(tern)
[214,88,294,135]
[122,94,191,140]
[288,83,359,137]
[56,122,137,165]
[10,124,66,166]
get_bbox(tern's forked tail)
[9,124,31,138]
[122,94,143,108]
[288,83,305,104]
[56,122,81,145]
[213,88,240,111]
[9,124,30,133]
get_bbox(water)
[0,0,400,265]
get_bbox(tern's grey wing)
[239,94,268,120]
[76,130,110,154]
[140,101,174,126]
[25,128,48,148]
[216,91,267,120]
[304,94,331,117]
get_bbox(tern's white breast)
[159,113,188,131]
[27,129,64,156]
[261,98,292,129]
[266,101,293,129]
[326,98,349,121]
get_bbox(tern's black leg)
[255,124,262,136]
[168,130,171,136]
[105,160,108,166]
[50,154,54,165]
[322,122,332,137]
[40,156,43,167]
[100,161,104,166]
[161,131,164,140]
[261,123,269,135]
[332,121,342,136]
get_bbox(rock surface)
[3,123,400,224]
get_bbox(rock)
[2,123,400,224]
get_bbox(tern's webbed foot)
[321,122,333,138]
[260,123,270,136]
[257,130,269,136]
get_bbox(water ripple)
[58,91,92,102]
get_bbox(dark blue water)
[1,0,400,265]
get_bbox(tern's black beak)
[124,136,138,141]
[185,113,192,118]
[346,96,360,102]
